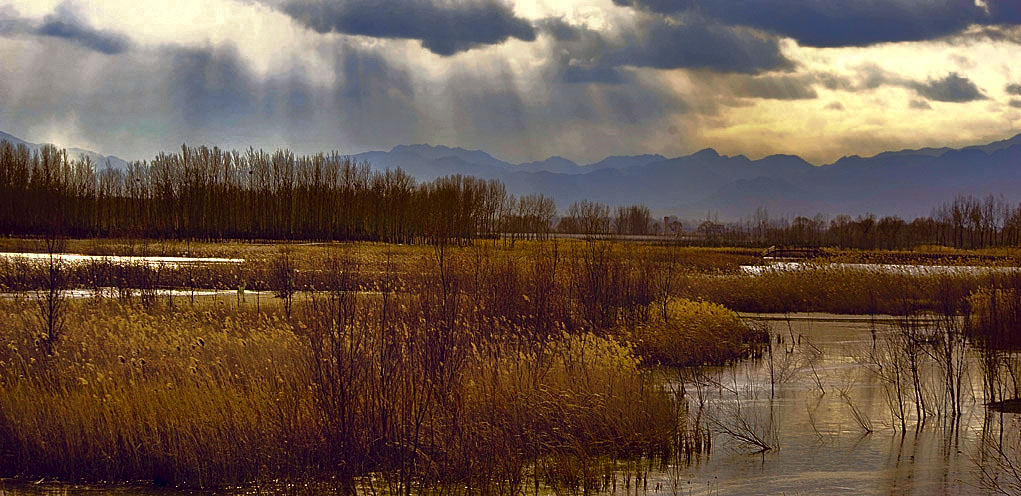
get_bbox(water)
[652,314,1021,495]
[0,252,244,268]
[740,261,1020,276]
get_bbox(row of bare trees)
[4,140,1021,249]
[693,196,1021,249]
[556,201,655,236]
[0,142,559,243]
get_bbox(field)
[1,237,1020,493]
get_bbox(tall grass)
[0,240,747,491]
[967,272,1021,405]
[968,272,1021,348]
[0,301,313,486]
[9,238,1018,489]
[0,296,690,491]
[634,298,767,367]
[684,264,999,315]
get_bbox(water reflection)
[0,252,243,268]
[661,314,1021,495]
[740,262,1020,276]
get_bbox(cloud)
[562,66,625,84]
[958,25,1021,43]
[536,17,582,42]
[2,0,1019,167]
[165,46,259,128]
[841,65,986,103]
[909,73,986,102]
[1010,99,1021,108]
[0,24,672,163]
[36,6,130,55]
[0,6,21,35]
[438,63,689,160]
[985,0,1021,24]
[278,0,535,55]
[0,26,425,159]
[728,74,819,100]
[1008,83,1021,95]
[613,0,1007,47]
[0,4,130,55]
[605,19,792,74]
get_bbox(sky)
[0,0,1020,165]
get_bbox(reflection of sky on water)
[0,252,243,268]
[742,262,1021,276]
[657,315,1021,495]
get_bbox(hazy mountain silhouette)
[346,136,1021,220]
[3,130,1020,221]
[0,131,130,171]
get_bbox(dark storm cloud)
[605,19,791,74]
[37,12,130,55]
[275,0,790,75]
[0,5,130,55]
[1007,83,1021,95]
[985,0,1021,24]
[909,73,986,102]
[910,100,933,110]
[544,15,791,79]
[613,0,1020,47]
[279,0,535,55]
[841,65,986,103]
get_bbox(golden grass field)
[0,237,1019,492]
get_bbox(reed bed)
[0,240,750,492]
[634,298,767,366]
[0,239,756,294]
[5,238,1019,491]
[0,298,690,491]
[684,265,1002,315]
[968,272,1021,348]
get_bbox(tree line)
[0,141,559,243]
[691,196,1021,249]
[2,139,1021,249]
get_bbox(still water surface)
[0,252,243,267]
[653,314,1020,495]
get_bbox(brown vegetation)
[0,240,760,491]
[634,298,767,367]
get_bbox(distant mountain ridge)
[344,137,1021,221]
[2,130,1020,221]
[0,131,130,171]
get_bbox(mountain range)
[3,130,1020,221]
[0,131,131,171]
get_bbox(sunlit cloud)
[0,0,1018,164]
